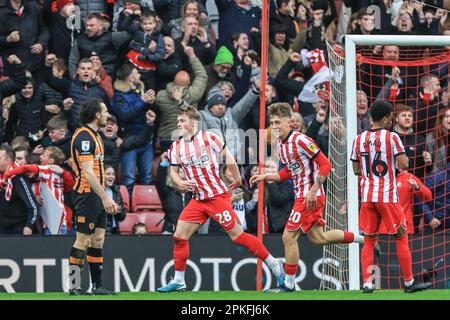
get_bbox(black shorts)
[72,192,106,234]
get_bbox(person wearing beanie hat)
[55,0,76,11]
[214,46,234,66]
[207,90,227,117]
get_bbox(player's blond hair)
[178,105,200,120]
[268,102,292,119]
[46,146,66,165]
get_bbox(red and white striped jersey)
[351,129,405,203]
[277,130,325,199]
[32,166,67,227]
[168,130,228,200]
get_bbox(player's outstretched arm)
[249,166,291,187]
[223,146,242,189]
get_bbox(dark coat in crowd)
[156,50,183,91]
[0,174,40,233]
[6,89,45,142]
[105,184,127,234]
[0,0,49,73]
[41,134,72,161]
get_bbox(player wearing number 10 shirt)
[156,105,284,293]
[351,100,430,294]
[250,103,364,292]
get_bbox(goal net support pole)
[343,35,450,291]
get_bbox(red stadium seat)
[142,211,165,234]
[119,185,130,212]
[132,185,162,212]
[118,213,144,235]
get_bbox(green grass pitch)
[0,290,449,300]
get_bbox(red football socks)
[173,236,189,271]
[396,235,413,282]
[233,232,269,260]
[285,263,298,276]
[361,237,377,283]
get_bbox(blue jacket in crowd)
[424,165,450,228]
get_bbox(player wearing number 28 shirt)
[351,100,430,294]
[250,103,364,292]
[156,105,285,293]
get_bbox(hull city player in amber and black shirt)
[68,98,119,296]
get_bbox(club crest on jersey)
[82,141,90,152]
[307,143,317,153]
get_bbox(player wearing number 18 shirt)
[156,105,284,292]
[250,103,364,292]
[351,100,430,293]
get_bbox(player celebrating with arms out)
[157,105,285,292]
[351,100,430,293]
[250,103,364,292]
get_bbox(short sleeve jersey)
[71,126,105,193]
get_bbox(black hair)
[116,64,135,81]
[80,98,103,125]
[370,100,393,122]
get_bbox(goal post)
[322,35,450,291]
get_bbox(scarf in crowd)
[3,163,19,202]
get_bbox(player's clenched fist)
[249,174,265,187]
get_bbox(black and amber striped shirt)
[70,125,105,193]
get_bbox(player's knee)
[91,235,105,248]
[282,232,296,245]
[74,235,91,249]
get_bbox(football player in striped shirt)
[157,105,285,292]
[351,100,430,293]
[250,103,363,292]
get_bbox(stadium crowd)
[0,0,448,236]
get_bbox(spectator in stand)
[76,0,113,24]
[46,55,108,132]
[43,0,82,62]
[274,52,314,118]
[69,13,131,78]
[228,32,250,77]
[156,36,183,91]
[91,54,114,101]
[351,7,381,36]
[0,0,49,84]
[290,112,306,133]
[10,135,30,151]
[200,81,260,159]
[426,108,450,172]
[393,104,433,180]
[111,64,156,197]
[104,165,126,234]
[0,55,26,140]
[204,46,238,100]
[6,77,46,145]
[100,111,155,174]
[268,23,306,78]
[37,115,72,161]
[116,0,143,32]
[163,0,207,23]
[270,0,297,42]
[415,73,442,135]
[14,147,29,166]
[166,0,213,44]
[215,0,261,49]
[123,10,165,90]
[156,44,207,151]
[0,146,40,235]
[5,146,75,235]
[38,58,67,126]
[357,90,371,132]
[424,163,450,232]
[246,158,294,234]
[304,0,336,52]
[155,152,193,234]
[174,14,216,66]
[132,222,148,235]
